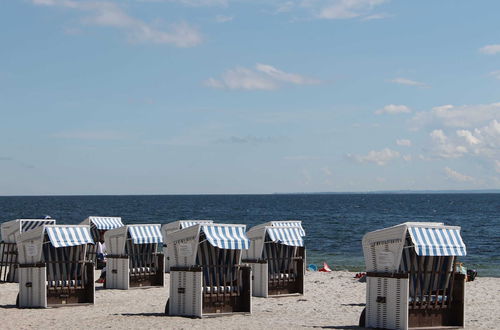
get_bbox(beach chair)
[79,216,124,268]
[243,221,305,297]
[0,219,56,283]
[104,224,164,289]
[161,220,213,272]
[165,223,252,317]
[360,222,467,329]
[16,224,94,308]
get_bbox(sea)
[1,193,498,277]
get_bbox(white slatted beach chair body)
[16,224,94,308]
[161,220,213,273]
[244,221,306,297]
[0,219,56,283]
[105,224,163,290]
[362,222,467,330]
[167,223,252,317]
[80,216,124,267]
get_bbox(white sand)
[0,271,498,329]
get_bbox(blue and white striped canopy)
[21,219,56,233]
[201,225,250,250]
[180,220,213,229]
[89,217,124,230]
[266,226,304,247]
[408,226,466,256]
[270,221,305,236]
[46,226,94,248]
[128,225,162,244]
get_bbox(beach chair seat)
[166,223,252,318]
[16,225,95,308]
[1,219,56,283]
[243,221,305,297]
[47,280,84,287]
[361,222,467,329]
[105,224,164,289]
[203,285,239,294]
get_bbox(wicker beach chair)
[360,222,467,329]
[104,224,164,289]
[0,219,56,283]
[79,216,124,268]
[243,221,305,297]
[16,224,94,308]
[165,223,252,317]
[161,220,213,273]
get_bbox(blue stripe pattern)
[201,225,250,250]
[270,221,306,236]
[267,227,305,247]
[21,219,56,233]
[45,226,94,248]
[128,225,163,244]
[408,226,466,256]
[180,220,213,229]
[89,216,124,230]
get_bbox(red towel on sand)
[318,262,332,272]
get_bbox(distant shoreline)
[1,190,500,197]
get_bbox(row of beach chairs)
[0,218,306,314]
[0,217,467,329]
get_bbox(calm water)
[1,194,498,276]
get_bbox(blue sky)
[1,0,500,195]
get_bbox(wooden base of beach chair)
[408,274,465,329]
[129,254,164,288]
[46,262,95,307]
[245,254,304,297]
[169,265,252,318]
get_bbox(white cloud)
[412,102,500,129]
[402,155,412,161]
[361,13,390,20]
[350,148,400,166]
[32,0,202,47]
[316,0,390,20]
[396,139,411,146]
[215,15,233,23]
[479,44,500,55]
[489,70,500,79]
[456,130,480,145]
[375,104,411,115]
[205,63,321,90]
[216,135,287,144]
[390,77,428,87]
[444,167,474,182]
[429,129,468,158]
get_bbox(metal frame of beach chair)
[16,224,94,308]
[243,221,305,297]
[166,223,252,318]
[0,219,56,283]
[361,222,467,329]
[79,216,124,268]
[161,220,213,273]
[104,224,164,289]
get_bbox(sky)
[1,0,500,195]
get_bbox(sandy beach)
[0,271,498,329]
